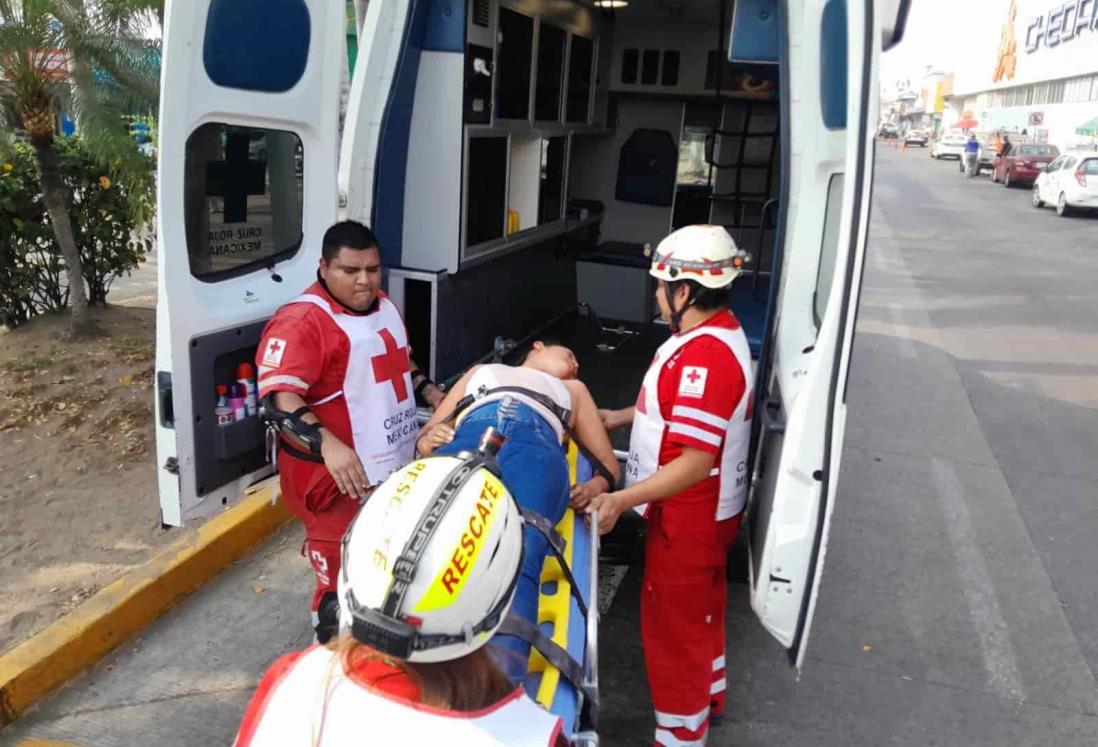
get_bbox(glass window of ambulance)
[184,124,304,278]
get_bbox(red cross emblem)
[371,329,411,402]
[262,337,287,367]
[686,369,702,384]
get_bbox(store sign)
[995,0,1020,82]
[1025,0,1098,53]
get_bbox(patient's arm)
[564,380,621,502]
[416,366,480,455]
[598,406,634,431]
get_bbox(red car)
[992,144,1061,187]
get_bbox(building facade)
[946,0,1098,148]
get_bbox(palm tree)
[0,0,159,335]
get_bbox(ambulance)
[153,0,912,723]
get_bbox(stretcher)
[417,404,602,743]
[525,442,601,746]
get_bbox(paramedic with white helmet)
[589,224,753,747]
[233,432,565,746]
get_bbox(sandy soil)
[0,306,185,653]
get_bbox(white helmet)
[338,442,523,663]
[649,224,750,289]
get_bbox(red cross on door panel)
[371,329,411,402]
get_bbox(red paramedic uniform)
[625,309,753,747]
[256,281,418,622]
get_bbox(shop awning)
[1076,116,1098,137]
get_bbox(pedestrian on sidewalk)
[232,447,564,746]
[590,224,755,747]
[255,220,442,643]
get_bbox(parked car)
[878,124,899,139]
[974,141,996,175]
[930,132,967,159]
[904,129,929,147]
[991,143,1060,187]
[1032,152,1098,216]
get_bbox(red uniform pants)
[277,451,362,620]
[641,509,741,747]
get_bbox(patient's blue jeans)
[435,399,569,677]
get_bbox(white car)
[904,129,929,147]
[931,133,967,159]
[1032,152,1098,217]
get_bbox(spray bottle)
[236,362,258,417]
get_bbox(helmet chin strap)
[664,279,697,335]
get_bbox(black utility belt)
[279,439,325,464]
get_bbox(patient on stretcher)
[415,342,618,679]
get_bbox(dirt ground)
[0,305,182,653]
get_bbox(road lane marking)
[931,458,1026,703]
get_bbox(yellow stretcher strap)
[528,441,583,707]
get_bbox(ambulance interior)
[390,0,781,385]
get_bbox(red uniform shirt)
[256,280,390,451]
[654,310,747,508]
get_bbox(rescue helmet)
[648,224,750,289]
[338,436,523,663]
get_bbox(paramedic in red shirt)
[589,224,754,747]
[255,220,438,643]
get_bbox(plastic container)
[215,384,233,426]
[236,362,258,417]
[229,383,247,422]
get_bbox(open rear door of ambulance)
[746,0,909,668]
[154,0,345,525]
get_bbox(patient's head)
[523,341,579,380]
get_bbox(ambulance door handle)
[157,371,174,428]
[761,398,785,435]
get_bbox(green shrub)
[0,137,154,326]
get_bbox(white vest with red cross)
[236,647,563,747]
[626,323,754,521]
[290,292,418,486]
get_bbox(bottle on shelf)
[236,362,258,417]
[229,383,247,422]
[215,385,233,426]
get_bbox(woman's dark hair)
[521,339,564,362]
[337,638,513,711]
[322,220,379,262]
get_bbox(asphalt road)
[7,147,1098,746]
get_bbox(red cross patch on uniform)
[678,366,708,397]
[262,337,288,368]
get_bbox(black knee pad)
[315,591,341,644]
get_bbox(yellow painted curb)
[0,479,292,727]
[16,739,80,746]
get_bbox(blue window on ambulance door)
[819,0,847,130]
[203,0,310,93]
[183,124,304,280]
